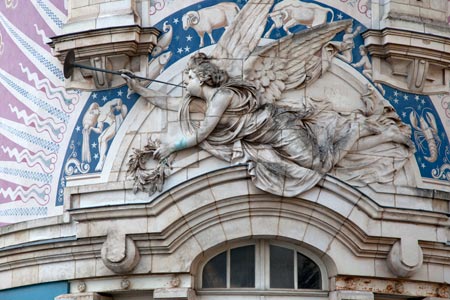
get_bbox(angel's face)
[184,69,202,97]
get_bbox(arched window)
[199,240,326,291]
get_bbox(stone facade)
[0,1,449,300]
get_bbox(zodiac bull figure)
[264,0,334,38]
[182,2,240,47]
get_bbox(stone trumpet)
[63,49,184,88]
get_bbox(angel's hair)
[186,52,229,87]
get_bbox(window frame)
[197,239,329,293]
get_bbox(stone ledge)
[335,276,450,298]
[56,293,112,300]
[50,26,159,59]
[154,288,196,300]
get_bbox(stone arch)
[143,166,396,282]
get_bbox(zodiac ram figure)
[264,0,334,38]
[182,2,240,47]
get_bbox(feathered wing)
[209,0,274,75]
[243,20,353,104]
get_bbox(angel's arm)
[123,75,178,111]
[352,26,362,37]
[154,90,233,159]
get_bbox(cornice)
[362,28,450,94]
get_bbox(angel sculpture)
[124,0,414,197]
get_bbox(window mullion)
[264,240,270,289]
[227,249,231,288]
[294,250,298,289]
[254,241,261,289]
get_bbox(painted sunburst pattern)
[5,0,18,9]
[0,0,73,224]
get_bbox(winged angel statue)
[125,0,414,197]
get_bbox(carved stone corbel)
[89,56,112,89]
[49,26,160,90]
[387,239,423,278]
[363,29,450,95]
[100,229,140,274]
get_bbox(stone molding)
[154,288,196,300]
[49,26,159,90]
[336,276,450,298]
[0,168,448,290]
[363,28,450,94]
[56,293,112,300]
[330,290,374,300]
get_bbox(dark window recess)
[202,251,227,288]
[270,245,294,289]
[201,242,322,290]
[231,245,255,288]
[297,252,322,289]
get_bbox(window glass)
[297,252,322,289]
[230,245,255,288]
[201,241,323,291]
[270,245,294,289]
[202,251,227,288]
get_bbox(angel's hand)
[153,142,175,161]
[120,70,136,84]
[120,71,140,98]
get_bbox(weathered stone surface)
[126,1,414,199]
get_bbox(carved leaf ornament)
[127,139,172,195]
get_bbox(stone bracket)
[49,26,160,90]
[387,238,423,278]
[100,229,141,274]
[363,29,450,95]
